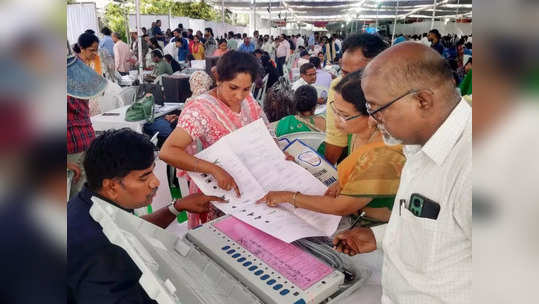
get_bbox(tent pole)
[431,0,437,29]
[222,0,225,23]
[391,0,399,45]
[136,0,143,83]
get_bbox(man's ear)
[100,178,120,201]
[416,90,435,113]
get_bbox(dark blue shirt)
[431,42,444,55]
[67,186,157,304]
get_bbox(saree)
[337,141,405,210]
[275,115,326,155]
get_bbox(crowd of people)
[67,19,472,303]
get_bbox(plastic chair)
[118,86,138,105]
[253,74,269,104]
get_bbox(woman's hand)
[210,165,241,197]
[325,182,341,197]
[67,162,81,184]
[257,191,294,207]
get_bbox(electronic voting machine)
[90,197,370,304]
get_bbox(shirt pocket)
[395,207,439,273]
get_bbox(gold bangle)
[292,192,300,208]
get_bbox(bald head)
[363,42,455,97]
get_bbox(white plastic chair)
[118,86,138,105]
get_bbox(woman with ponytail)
[73,32,102,76]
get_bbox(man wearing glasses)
[333,42,471,304]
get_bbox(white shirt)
[421,36,430,46]
[291,77,309,91]
[163,42,178,61]
[378,100,472,304]
[276,39,290,58]
[315,69,332,89]
[297,37,305,48]
[334,38,342,50]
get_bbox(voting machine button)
[260,274,270,280]
[237,257,246,262]
[273,284,283,290]
[248,266,258,271]
[243,261,252,267]
[254,270,264,276]
[266,279,276,285]
[221,245,230,250]
[280,289,290,296]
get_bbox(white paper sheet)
[188,119,342,242]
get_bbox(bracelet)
[292,192,300,208]
[168,200,181,216]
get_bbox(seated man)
[68,129,224,303]
[144,49,173,82]
[292,63,326,104]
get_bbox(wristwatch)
[168,200,181,216]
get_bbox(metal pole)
[431,0,437,29]
[391,0,399,45]
[168,6,172,31]
[253,0,257,32]
[136,0,143,83]
[269,0,272,36]
[125,9,130,45]
[375,4,379,29]
[221,0,225,24]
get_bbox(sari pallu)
[337,141,405,210]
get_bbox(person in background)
[164,54,181,73]
[152,19,165,46]
[212,39,229,57]
[111,32,131,76]
[227,31,238,50]
[296,50,310,69]
[235,33,243,49]
[141,27,147,36]
[67,55,107,199]
[261,35,275,59]
[428,29,444,55]
[187,70,214,101]
[263,77,295,122]
[178,32,190,61]
[187,28,194,40]
[420,32,430,46]
[238,36,255,53]
[73,32,103,76]
[163,37,180,61]
[292,63,317,91]
[393,33,407,45]
[253,30,261,47]
[196,30,204,43]
[318,51,327,67]
[144,50,172,82]
[459,57,472,96]
[259,51,280,90]
[165,28,173,45]
[324,36,339,64]
[261,71,404,222]
[203,27,217,57]
[160,51,272,228]
[310,56,332,89]
[68,129,226,303]
[333,34,342,51]
[335,42,471,304]
[276,84,326,137]
[324,34,387,165]
[275,34,290,76]
[99,27,114,59]
[190,35,205,60]
[296,34,305,49]
[169,28,181,44]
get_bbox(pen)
[332,211,366,249]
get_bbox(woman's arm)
[258,191,372,216]
[160,127,241,195]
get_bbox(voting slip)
[187,119,342,243]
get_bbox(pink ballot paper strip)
[213,216,333,290]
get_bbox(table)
[343,249,384,304]
[91,103,184,133]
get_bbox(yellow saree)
[337,141,405,209]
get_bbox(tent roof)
[210,0,472,22]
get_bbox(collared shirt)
[113,40,131,73]
[67,96,95,154]
[324,77,348,148]
[152,60,173,77]
[238,42,255,53]
[227,38,238,50]
[67,186,157,303]
[291,77,309,91]
[431,42,444,55]
[276,39,290,58]
[379,100,472,304]
[261,41,275,57]
[99,35,115,58]
[163,40,179,61]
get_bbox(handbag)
[125,94,154,122]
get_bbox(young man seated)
[68,128,224,303]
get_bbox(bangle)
[168,200,181,216]
[292,192,300,208]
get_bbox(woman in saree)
[259,71,405,222]
[160,51,272,228]
[275,84,326,137]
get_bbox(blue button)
[254,270,263,276]
[248,266,258,271]
[237,257,246,262]
[221,245,230,250]
[243,261,252,267]
[273,284,283,290]
[260,274,270,280]
[280,289,290,296]
[294,299,306,304]
[232,253,241,258]
[226,249,235,254]
[266,279,276,285]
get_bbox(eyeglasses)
[330,101,362,122]
[366,89,420,122]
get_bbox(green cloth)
[227,39,238,50]
[152,60,173,77]
[459,69,472,96]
